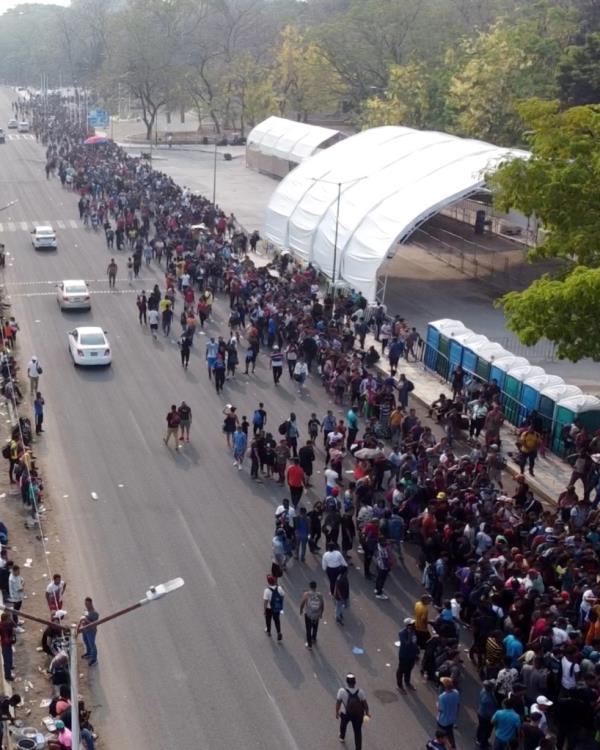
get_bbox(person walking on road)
[286,458,306,508]
[334,567,350,624]
[223,406,238,449]
[136,291,147,326]
[107,258,118,289]
[34,391,45,434]
[322,542,348,595]
[336,673,370,750]
[27,356,42,395]
[164,405,181,451]
[127,256,134,286]
[232,425,247,470]
[179,334,191,369]
[178,402,192,442]
[299,580,324,649]
[148,308,159,339]
[263,574,284,641]
[206,337,218,381]
[252,403,267,435]
[78,597,99,666]
[270,345,283,384]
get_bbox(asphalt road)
[0,87,481,750]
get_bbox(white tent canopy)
[246,116,340,165]
[264,125,529,301]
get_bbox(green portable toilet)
[460,335,490,378]
[552,394,600,455]
[519,374,565,434]
[426,320,469,378]
[438,324,471,381]
[469,342,512,383]
[539,383,582,438]
[502,365,545,426]
[489,356,530,393]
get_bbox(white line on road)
[249,658,303,750]
[176,509,216,588]
[69,220,78,228]
[19,221,28,231]
[129,412,153,455]
[56,220,66,229]
[7,223,15,232]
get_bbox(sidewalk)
[363,328,570,504]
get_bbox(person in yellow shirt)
[517,427,541,476]
[414,594,432,650]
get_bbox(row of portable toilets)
[424,319,600,456]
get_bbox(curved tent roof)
[264,125,529,301]
[246,116,340,164]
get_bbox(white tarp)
[264,125,529,301]
[246,116,340,165]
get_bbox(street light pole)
[212,140,218,206]
[0,577,184,750]
[332,182,341,292]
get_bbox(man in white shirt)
[560,650,580,691]
[322,543,348,595]
[335,673,370,748]
[530,695,552,732]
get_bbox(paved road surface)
[0,89,481,749]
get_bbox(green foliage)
[500,267,600,361]
[557,33,600,106]
[492,99,600,359]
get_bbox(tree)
[490,99,600,359]
[273,25,346,121]
[557,33,600,106]
[449,5,576,144]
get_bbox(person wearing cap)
[269,344,284,384]
[437,677,460,749]
[476,680,498,749]
[530,696,552,732]
[397,618,419,693]
[26,355,43,395]
[335,673,369,749]
[263,574,284,641]
[48,718,72,749]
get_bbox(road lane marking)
[7,223,16,232]
[19,221,28,231]
[249,659,303,750]
[56,220,66,229]
[176,509,216,588]
[69,220,78,228]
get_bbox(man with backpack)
[299,580,324,649]
[335,673,370,749]
[252,403,267,435]
[263,574,284,641]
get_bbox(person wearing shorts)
[178,402,192,442]
[148,309,159,339]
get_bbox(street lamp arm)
[78,601,142,633]
[0,604,68,633]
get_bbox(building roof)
[264,125,529,301]
[246,116,340,164]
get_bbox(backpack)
[270,587,284,615]
[305,592,322,620]
[345,689,365,720]
[1,443,11,460]
[278,421,289,436]
[253,409,264,426]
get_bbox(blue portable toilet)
[425,319,467,374]
[539,383,582,440]
[503,365,545,426]
[468,342,512,383]
[460,335,490,377]
[489,356,530,392]
[518,373,564,428]
[447,331,483,381]
[552,395,600,454]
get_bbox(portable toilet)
[469,342,512,382]
[503,365,546,425]
[437,325,472,381]
[489,356,530,392]
[538,383,582,437]
[552,394,600,455]
[448,331,484,381]
[460,336,490,377]
[424,319,467,375]
[518,374,565,429]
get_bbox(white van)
[31,225,57,250]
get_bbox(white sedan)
[57,280,91,310]
[68,326,112,366]
[7,119,17,129]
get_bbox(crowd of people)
[22,91,600,750]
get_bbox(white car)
[68,327,111,366]
[7,119,17,129]
[57,280,91,310]
[31,225,57,250]
[17,121,29,133]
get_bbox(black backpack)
[345,689,365,720]
[278,421,288,436]
[2,443,11,460]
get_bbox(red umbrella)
[84,135,109,145]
